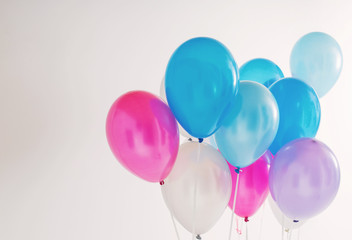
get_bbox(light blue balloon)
[290,32,343,97]
[215,81,279,169]
[239,58,284,87]
[165,37,239,138]
[269,78,321,154]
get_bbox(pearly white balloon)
[161,141,232,235]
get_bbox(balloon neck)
[198,138,203,143]
[235,168,241,174]
[196,234,201,240]
[159,180,165,185]
[188,138,193,142]
[293,220,299,223]
[244,217,249,222]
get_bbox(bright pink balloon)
[228,151,272,218]
[106,91,179,182]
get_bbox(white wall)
[0,0,351,239]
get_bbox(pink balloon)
[106,91,179,182]
[228,151,272,218]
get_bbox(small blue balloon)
[165,37,239,138]
[290,32,343,97]
[239,58,284,87]
[269,78,321,154]
[215,81,279,169]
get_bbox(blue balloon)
[290,32,343,97]
[239,58,284,87]
[269,78,321,154]
[215,81,279,169]
[165,37,239,138]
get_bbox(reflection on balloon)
[165,37,239,138]
[216,81,279,168]
[106,91,179,182]
[239,58,284,87]
[290,32,343,97]
[269,78,321,154]
[161,141,232,234]
[269,138,340,220]
[228,151,272,218]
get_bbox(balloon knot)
[196,235,201,240]
[159,180,165,185]
[198,138,203,143]
[188,138,193,142]
[244,217,249,222]
[293,220,299,223]
[235,168,241,174]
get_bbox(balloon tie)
[196,234,201,240]
[244,217,249,222]
[188,138,193,142]
[198,138,203,143]
[159,180,165,185]
[293,220,299,223]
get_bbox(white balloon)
[161,141,232,234]
[268,194,306,230]
[159,77,193,139]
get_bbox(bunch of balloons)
[106,32,342,238]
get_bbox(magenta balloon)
[228,151,272,218]
[106,91,179,182]
[269,138,340,220]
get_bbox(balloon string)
[245,220,249,240]
[228,169,240,240]
[192,142,201,240]
[297,227,300,240]
[160,182,180,240]
[281,225,284,240]
[258,200,266,240]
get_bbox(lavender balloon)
[269,138,340,220]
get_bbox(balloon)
[228,151,272,218]
[269,138,340,220]
[165,37,239,138]
[269,78,321,154]
[239,58,284,87]
[290,32,343,97]
[161,141,232,234]
[160,77,193,138]
[106,91,179,182]
[215,81,279,168]
[268,194,306,230]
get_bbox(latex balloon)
[215,81,279,168]
[106,91,179,182]
[268,194,306,230]
[165,37,239,138]
[159,77,192,139]
[290,32,343,97]
[239,58,284,87]
[269,78,321,154]
[269,138,340,220]
[228,151,272,218]
[161,141,232,234]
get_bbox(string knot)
[244,217,249,222]
[235,168,241,174]
[293,220,299,223]
[196,234,201,240]
[159,180,165,185]
[198,138,203,143]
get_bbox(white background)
[1,0,351,239]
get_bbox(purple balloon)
[269,138,340,220]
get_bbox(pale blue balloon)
[239,58,284,87]
[290,32,343,97]
[215,81,279,169]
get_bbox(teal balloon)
[269,78,321,154]
[290,32,343,97]
[239,58,284,87]
[165,37,239,138]
[215,81,279,169]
